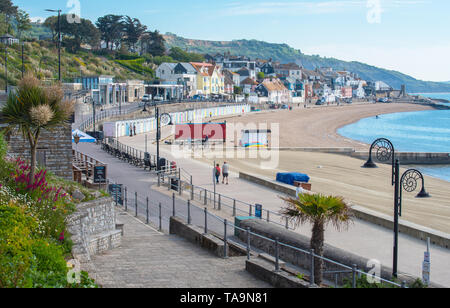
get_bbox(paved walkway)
[89,211,270,288]
[78,142,450,287]
[102,135,450,288]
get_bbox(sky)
[14,0,450,82]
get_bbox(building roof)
[274,63,301,70]
[241,77,258,86]
[190,62,214,76]
[260,79,288,92]
[237,67,250,76]
[177,62,197,74]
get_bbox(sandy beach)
[224,102,434,149]
[173,102,450,233]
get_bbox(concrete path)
[89,210,270,288]
[100,135,450,288]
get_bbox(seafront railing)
[112,181,406,289]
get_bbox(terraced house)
[190,62,225,96]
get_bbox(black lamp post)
[363,138,431,278]
[85,96,95,134]
[155,107,172,171]
[45,9,62,81]
[21,42,24,78]
[4,45,7,93]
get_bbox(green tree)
[1,74,73,185]
[142,30,165,57]
[0,0,17,32]
[44,14,100,51]
[257,72,265,80]
[280,194,353,286]
[122,16,147,51]
[169,47,205,62]
[95,14,124,50]
[15,9,31,39]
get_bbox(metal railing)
[114,181,406,289]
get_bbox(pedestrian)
[296,183,306,199]
[222,162,229,185]
[133,124,136,136]
[213,164,221,184]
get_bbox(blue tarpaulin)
[276,173,310,186]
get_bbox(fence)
[72,149,108,184]
[114,181,406,289]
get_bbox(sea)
[338,93,450,182]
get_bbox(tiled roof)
[241,77,258,85]
[261,79,288,92]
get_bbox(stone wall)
[7,123,73,180]
[67,197,122,262]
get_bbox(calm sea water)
[338,98,450,182]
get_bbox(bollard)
[190,176,193,200]
[204,208,208,234]
[275,238,280,272]
[249,204,252,217]
[146,197,149,224]
[285,217,289,229]
[246,227,251,260]
[267,211,270,223]
[135,192,138,217]
[218,195,221,211]
[187,200,191,225]
[179,179,182,196]
[223,219,228,259]
[114,183,118,207]
[310,249,315,286]
[352,264,357,288]
[233,199,236,217]
[125,187,128,211]
[172,193,176,217]
[204,189,207,205]
[159,203,162,232]
[168,177,171,191]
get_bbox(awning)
[72,129,96,143]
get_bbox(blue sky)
[15,0,450,82]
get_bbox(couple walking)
[213,162,229,185]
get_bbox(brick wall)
[7,124,73,180]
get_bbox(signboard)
[108,184,123,206]
[175,123,227,141]
[255,204,263,219]
[94,166,107,184]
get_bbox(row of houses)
[66,54,400,106]
[155,52,398,104]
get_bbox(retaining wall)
[67,197,122,262]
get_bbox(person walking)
[222,162,229,185]
[213,164,221,184]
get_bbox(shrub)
[0,204,36,288]
[28,239,68,288]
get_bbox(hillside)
[164,33,450,93]
[0,41,152,88]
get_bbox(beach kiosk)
[240,129,271,148]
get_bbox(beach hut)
[240,129,271,148]
[72,130,96,143]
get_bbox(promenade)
[76,143,270,288]
[96,134,450,287]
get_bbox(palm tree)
[1,74,73,185]
[280,193,353,285]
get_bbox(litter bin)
[158,158,166,171]
[171,178,179,191]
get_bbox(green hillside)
[0,40,153,88]
[164,33,450,93]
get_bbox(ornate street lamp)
[362,138,396,185]
[155,106,172,171]
[363,139,431,278]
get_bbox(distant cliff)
[164,33,450,93]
